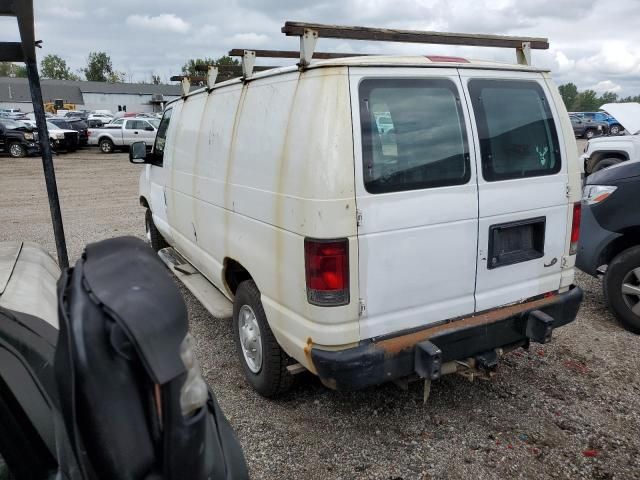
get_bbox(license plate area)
[488,217,545,269]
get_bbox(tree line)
[0,53,240,85]
[558,82,640,112]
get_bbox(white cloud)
[589,80,622,93]
[576,42,640,76]
[224,32,270,47]
[554,51,575,74]
[126,14,190,34]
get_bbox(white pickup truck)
[88,117,159,153]
[581,103,640,175]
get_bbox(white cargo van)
[131,23,583,397]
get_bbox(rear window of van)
[359,78,470,194]
[468,79,561,181]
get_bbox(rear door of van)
[350,68,479,340]
[459,71,569,311]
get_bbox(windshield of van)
[468,79,561,181]
[359,78,470,194]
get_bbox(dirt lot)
[1,144,639,480]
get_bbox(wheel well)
[223,258,252,295]
[598,227,640,269]
[139,196,149,208]
[587,151,628,173]
[98,136,112,144]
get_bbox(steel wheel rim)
[238,305,263,373]
[101,141,111,152]
[621,267,640,317]
[10,144,22,157]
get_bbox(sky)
[1,0,639,95]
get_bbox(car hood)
[600,102,640,135]
[587,158,640,184]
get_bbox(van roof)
[173,54,549,103]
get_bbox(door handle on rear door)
[544,258,557,268]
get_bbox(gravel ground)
[1,143,639,480]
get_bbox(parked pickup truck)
[581,103,640,175]
[88,117,159,153]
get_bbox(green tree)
[83,51,122,82]
[598,91,618,106]
[573,89,600,112]
[181,55,241,83]
[558,83,578,110]
[40,54,79,80]
[0,62,27,77]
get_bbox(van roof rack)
[280,21,549,68]
[171,64,278,93]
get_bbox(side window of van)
[359,79,470,194]
[152,107,173,165]
[468,80,561,181]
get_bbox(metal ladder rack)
[0,0,68,267]
[178,22,549,89]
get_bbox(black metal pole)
[25,60,69,269]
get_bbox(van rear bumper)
[310,286,583,390]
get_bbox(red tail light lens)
[570,202,581,255]
[304,238,349,306]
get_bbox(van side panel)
[166,68,359,367]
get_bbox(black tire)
[584,129,596,139]
[233,280,293,397]
[8,142,26,158]
[604,246,640,334]
[592,157,622,173]
[145,209,168,252]
[99,138,114,154]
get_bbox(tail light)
[570,202,581,255]
[304,238,349,306]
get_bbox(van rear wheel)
[604,246,640,334]
[145,209,168,252]
[233,280,293,397]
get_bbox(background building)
[0,77,182,113]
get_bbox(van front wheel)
[233,280,293,397]
[145,209,168,252]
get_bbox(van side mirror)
[129,141,148,164]
[144,126,154,131]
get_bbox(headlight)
[55,132,65,140]
[583,185,617,205]
[23,132,34,140]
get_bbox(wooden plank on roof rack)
[228,48,372,59]
[281,21,549,50]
